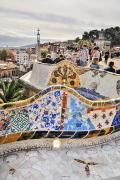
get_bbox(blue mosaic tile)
[54,90,60,97]
[0,88,118,137]
[28,90,62,131]
[64,94,95,131]
[75,87,107,100]
[112,106,120,126]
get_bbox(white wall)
[15,50,32,65]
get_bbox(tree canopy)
[77,39,93,48]
[82,26,120,46]
[0,49,15,61]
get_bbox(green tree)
[7,50,15,62]
[82,26,120,46]
[82,30,99,41]
[0,49,15,61]
[1,49,7,61]
[77,39,93,48]
[75,37,80,43]
[0,80,23,103]
[104,26,120,46]
[89,30,99,40]
[41,50,47,58]
[82,32,90,40]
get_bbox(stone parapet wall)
[0,130,120,156]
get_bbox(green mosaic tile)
[10,109,29,132]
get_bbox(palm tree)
[0,80,23,103]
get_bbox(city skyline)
[0,0,120,46]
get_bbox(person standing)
[89,48,92,61]
[92,47,100,61]
[71,52,77,64]
[79,45,89,66]
[104,51,110,64]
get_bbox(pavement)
[87,57,120,70]
[99,57,120,70]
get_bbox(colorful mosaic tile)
[48,61,80,88]
[10,109,29,133]
[28,90,62,131]
[80,69,120,99]
[64,94,95,131]
[75,87,107,100]
[0,85,120,142]
[87,108,116,130]
[0,111,11,136]
[112,106,120,126]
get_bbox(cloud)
[0,7,78,25]
[0,0,119,46]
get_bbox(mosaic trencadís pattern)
[48,61,80,88]
[0,86,120,144]
[80,68,120,99]
[112,105,120,126]
[64,94,95,130]
[20,60,120,99]
[0,110,11,136]
[0,90,62,136]
[28,90,62,130]
[75,87,107,100]
[87,107,116,130]
[10,109,29,133]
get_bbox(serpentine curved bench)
[0,85,120,144]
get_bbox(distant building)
[15,49,32,65]
[67,40,75,46]
[47,41,68,54]
[48,42,60,53]
[0,61,18,80]
[94,31,111,51]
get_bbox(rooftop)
[0,60,17,70]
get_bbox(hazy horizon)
[0,38,60,48]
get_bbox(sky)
[0,0,120,47]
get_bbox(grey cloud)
[0,6,117,31]
[87,8,120,20]
[0,7,78,25]
[0,0,119,47]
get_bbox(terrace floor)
[1,134,120,180]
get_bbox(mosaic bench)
[0,85,120,144]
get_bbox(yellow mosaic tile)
[3,133,21,144]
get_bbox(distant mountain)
[0,38,59,49]
[0,46,18,50]
[20,41,59,48]
[20,43,37,48]
[20,39,60,48]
